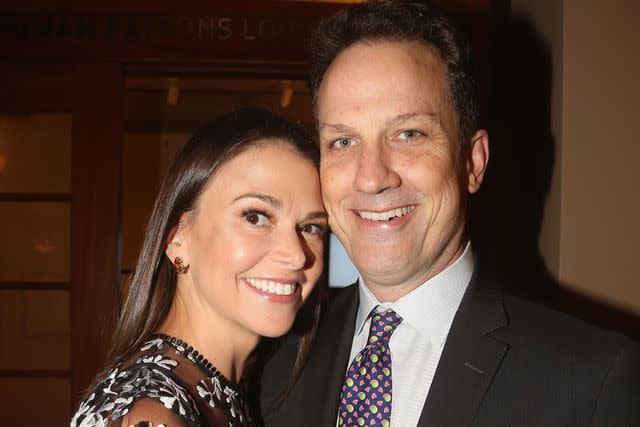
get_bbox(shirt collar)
[355,242,474,345]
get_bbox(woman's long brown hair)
[83,107,322,412]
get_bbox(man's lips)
[353,205,416,221]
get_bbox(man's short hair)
[310,0,479,148]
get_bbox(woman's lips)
[243,278,301,303]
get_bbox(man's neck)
[364,240,468,303]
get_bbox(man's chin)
[356,261,417,287]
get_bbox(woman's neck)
[158,296,259,383]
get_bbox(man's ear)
[164,213,191,263]
[466,129,489,194]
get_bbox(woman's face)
[172,141,326,340]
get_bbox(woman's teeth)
[245,278,297,296]
[358,205,415,221]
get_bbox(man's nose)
[353,143,401,194]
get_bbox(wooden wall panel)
[0,64,73,114]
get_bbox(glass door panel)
[0,202,70,282]
[0,290,70,370]
[0,114,71,194]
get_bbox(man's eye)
[332,138,355,149]
[298,223,326,235]
[244,212,270,226]
[398,130,423,140]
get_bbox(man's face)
[318,40,487,301]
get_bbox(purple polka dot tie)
[338,307,402,427]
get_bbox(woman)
[71,108,327,426]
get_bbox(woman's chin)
[255,320,295,339]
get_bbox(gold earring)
[173,257,189,274]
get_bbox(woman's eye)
[398,129,423,140]
[299,223,326,235]
[244,212,270,226]
[332,138,355,149]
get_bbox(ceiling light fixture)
[280,80,294,108]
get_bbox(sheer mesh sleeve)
[116,398,189,427]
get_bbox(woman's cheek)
[223,233,270,268]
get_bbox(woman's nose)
[274,231,307,271]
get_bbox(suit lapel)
[312,284,359,427]
[417,276,509,426]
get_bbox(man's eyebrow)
[385,111,439,127]
[318,122,357,133]
[233,193,283,209]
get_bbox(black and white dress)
[70,334,255,427]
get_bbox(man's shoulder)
[502,291,630,337]
[496,289,638,366]
[479,288,640,423]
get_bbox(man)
[260,1,639,425]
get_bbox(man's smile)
[355,205,416,221]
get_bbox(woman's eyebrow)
[303,211,329,221]
[233,193,283,209]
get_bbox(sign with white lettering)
[0,11,331,62]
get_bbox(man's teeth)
[245,278,297,296]
[358,205,415,221]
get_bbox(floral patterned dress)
[70,334,255,427]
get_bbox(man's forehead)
[323,39,445,80]
[318,42,448,101]
[315,39,454,141]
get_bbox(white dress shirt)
[338,243,474,427]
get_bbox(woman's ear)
[164,212,191,264]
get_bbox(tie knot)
[367,307,402,345]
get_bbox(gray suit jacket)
[260,272,640,426]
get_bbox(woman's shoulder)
[70,336,202,427]
[118,397,189,427]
